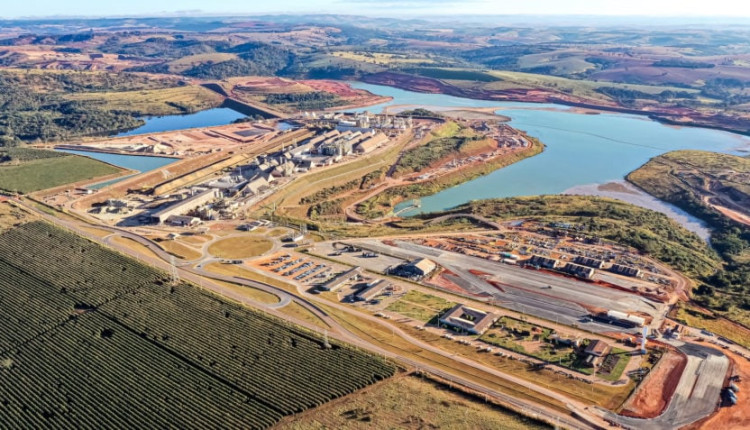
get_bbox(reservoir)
[57,149,177,189]
[114,107,246,137]
[349,83,750,238]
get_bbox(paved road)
[352,239,667,334]
[14,199,603,430]
[603,341,729,430]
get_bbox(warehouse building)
[439,304,498,335]
[150,189,219,224]
[574,256,605,269]
[355,279,390,302]
[319,267,362,292]
[389,258,437,280]
[562,263,596,280]
[354,132,388,154]
[610,264,642,278]
[526,255,559,269]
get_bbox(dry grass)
[66,85,224,116]
[207,236,273,259]
[0,202,34,233]
[109,236,162,260]
[78,226,113,238]
[199,277,281,305]
[276,302,329,329]
[157,240,203,261]
[275,374,551,430]
[317,303,569,414]
[203,262,298,294]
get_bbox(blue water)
[57,149,177,189]
[115,108,246,137]
[346,83,750,216]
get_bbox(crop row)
[0,313,279,429]
[0,222,167,306]
[0,221,396,428]
[100,283,394,414]
[0,260,78,352]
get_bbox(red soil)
[620,349,688,419]
[299,80,363,97]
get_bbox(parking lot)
[310,241,407,274]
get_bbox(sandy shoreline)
[563,180,711,241]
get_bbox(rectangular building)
[610,264,642,278]
[355,279,390,302]
[319,267,362,292]
[439,304,498,335]
[151,189,219,224]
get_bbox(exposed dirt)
[620,349,687,419]
[363,71,750,136]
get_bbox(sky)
[4,0,750,19]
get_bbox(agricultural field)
[0,149,121,193]
[276,374,553,430]
[0,222,395,428]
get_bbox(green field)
[0,222,395,429]
[0,150,121,193]
[66,85,225,116]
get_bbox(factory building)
[150,189,219,224]
[439,304,498,335]
[354,132,388,154]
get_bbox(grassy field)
[198,277,282,305]
[276,374,552,430]
[672,303,750,348]
[166,53,238,73]
[318,303,570,413]
[156,239,203,260]
[0,201,34,233]
[331,51,436,65]
[0,153,121,193]
[66,85,224,116]
[386,289,457,322]
[207,236,274,259]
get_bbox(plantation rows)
[0,261,77,352]
[0,221,396,428]
[0,313,279,429]
[0,222,168,306]
[100,283,395,414]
